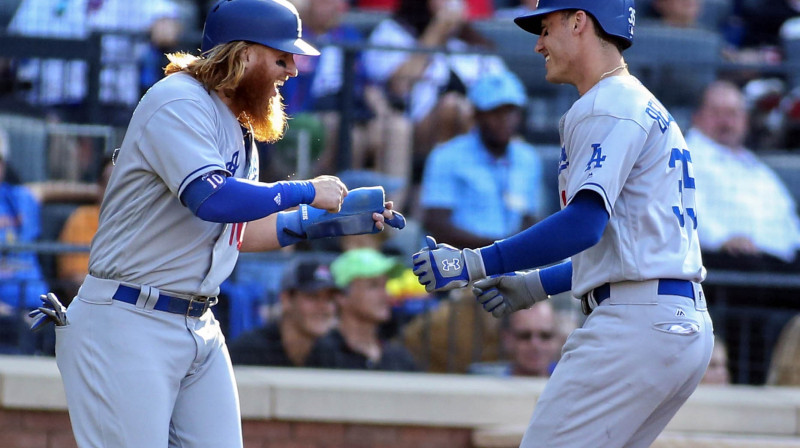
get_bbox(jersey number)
[668,148,697,229]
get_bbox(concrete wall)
[2,355,800,447]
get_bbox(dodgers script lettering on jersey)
[557,76,704,297]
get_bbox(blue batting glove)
[411,236,486,293]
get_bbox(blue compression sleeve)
[480,190,609,276]
[181,173,316,223]
[539,261,573,296]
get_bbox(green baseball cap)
[330,248,403,288]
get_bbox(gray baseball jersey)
[89,72,257,297]
[557,75,705,297]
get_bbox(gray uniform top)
[89,72,258,297]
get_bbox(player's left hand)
[374,201,406,232]
[411,236,486,292]
[28,292,68,331]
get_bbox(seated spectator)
[357,0,494,19]
[686,80,800,272]
[402,287,501,373]
[8,0,185,125]
[649,0,702,28]
[279,0,413,209]
[227,256,339,367]
[766,313,800,386]
[56,155,114,299]
[0,127,48,311]
[363,0,508,173]
[494,0,536,20]
[307,248,418,371]
[420,70,545,248]
[702,337,731,385]
[499,301,560,377]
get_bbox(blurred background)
[0,0,799,392]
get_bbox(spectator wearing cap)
[306,248,418,371]
[419,70,546,248]
[227,256,339,367]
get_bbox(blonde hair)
[164,42,250,98]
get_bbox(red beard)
[228,60,287,143]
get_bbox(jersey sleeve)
[138,98,228,198]
[563,115,647,214]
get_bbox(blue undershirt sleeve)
[180,172,316,223]
[480,190,609,276]
[538,261,573,296]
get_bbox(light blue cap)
[468,71,527,112]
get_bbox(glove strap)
[522,269,549,303]
[276,209,306,247]
[463,248,487,282]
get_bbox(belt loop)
[136,285,151,309]
[144,287,160,311]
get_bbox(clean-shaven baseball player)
[411,1,714,447]
[40,0,404,446]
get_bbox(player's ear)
[573,10,588,33]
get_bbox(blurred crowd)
[0,0,800,387]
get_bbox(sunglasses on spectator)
[512,330,555,342]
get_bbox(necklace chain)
[599,63,628,81]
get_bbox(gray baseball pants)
[519,280,714,448]
[55,276,242,448]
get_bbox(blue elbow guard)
[276,186,405,247]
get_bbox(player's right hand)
[411,236,485,293]
[309,175,348,213]
[472,271,547,318]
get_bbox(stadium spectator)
[499,301,561,377]
[56,155,114,299]
[649,0,702,28]
[279,0,413,209]
[363,0,507,174]
[766,313,800,386]
[307,248,418,371]
[702,337,731,385]
[356,0,494,18]
[0,126,48,312]
[494,0,536,20]
[8,0,185,124]
[419,70,545,248]
[686,80,800,273]
[402,287,501,373]
[228,256,339,367]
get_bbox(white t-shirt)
[558,75,705,297]
[9,0,180,105]
[363,18,508,122]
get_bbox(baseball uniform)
[518,75,714,448]
[55,72,250,448]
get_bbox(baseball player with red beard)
[412,1,714,446]
[34,1,404,446]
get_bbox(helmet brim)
[514,7,569,35]
[286,38,320,56]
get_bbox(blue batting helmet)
[514,0,636,49]
[201,0,320,55]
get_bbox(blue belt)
[593,278,695,304]
[113,285,216,318]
